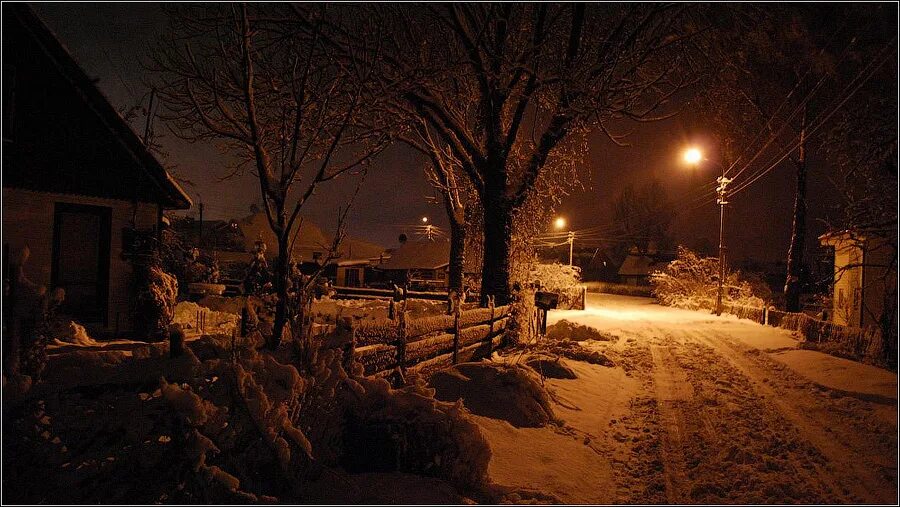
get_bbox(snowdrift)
[428,362,557,428]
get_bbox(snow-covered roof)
[617,251,674,277]
[6,5,192,210]
[379,239,450,271]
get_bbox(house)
[2,5,191,333]
[377,239,451,291]
[180,210,388,287]
[617,245,676,286]
[819,230,896,328]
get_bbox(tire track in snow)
[649,343,697,504]
[692,330,886,504]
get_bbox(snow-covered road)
[484,293,897,504]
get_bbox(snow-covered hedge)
[650,246,766,310]
[528,263,584,310]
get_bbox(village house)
[177,210,388,288]
[819,230,897,328]
[2,5,191,334]
[617,245,676,286]
[377,238,453,291]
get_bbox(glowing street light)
[683,147,703,165]
[421,216,429,223]
[554,217,567,230]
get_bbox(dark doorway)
[52,202,111,326]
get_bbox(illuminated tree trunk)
[448,218,466,294]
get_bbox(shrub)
[132,263,179,341]
[650,246,767,310]
[528,263,583,310]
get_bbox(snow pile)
[49,321,100,347]
[535,339,615,368]
[524,355,578,379]
[546,319,617,342]
[428,362,557,428]
[341,374,492,492]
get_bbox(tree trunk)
[269,234,290,349]
[448,218,466,295]
[480,199,514,306]
[784,113,807,312]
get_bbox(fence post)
[388,299,396,321]
[240,306,248,337]
[452,293,461,364]
[487,296,495,356]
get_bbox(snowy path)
[481,294,897,504]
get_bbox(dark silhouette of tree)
[611,179,677,260]
[149,4,387,347]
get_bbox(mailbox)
[535,291,559,310]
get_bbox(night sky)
[31,2,841,264]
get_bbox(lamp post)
[554,217,573,266]
[683,147,731,316]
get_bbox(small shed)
[819,230,896,328]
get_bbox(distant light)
[683,147,703,165]
[554,217,567,230]
[421,216,428,223]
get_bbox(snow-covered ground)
[476,293,897,503]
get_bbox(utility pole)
[714,171,732,316]
[567,231,575,267]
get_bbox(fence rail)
[348,302,510,377]
[721,303,887,368]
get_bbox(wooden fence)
[347,301,510,377]
[721,303,887,368]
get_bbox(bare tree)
[691,3,896,312]
[298,3,699,304]
[405,118,474,295]
[149,4,387,347]
[822,47,897,367]
[612,179,677,256]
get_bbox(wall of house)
[831,243,863,327]
[3,187,159,332]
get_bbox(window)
[346,268,361,287]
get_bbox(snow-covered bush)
[132,263,179,341]
[528,262,583,310]
[650,246,767,310]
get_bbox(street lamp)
[681,147,732,316]
[554,216,574,266]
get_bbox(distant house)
[180,210,388,286]
[378,239,451,291]
[2,5,191,332]
[617,245,675,286]
[819,230,896,328]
